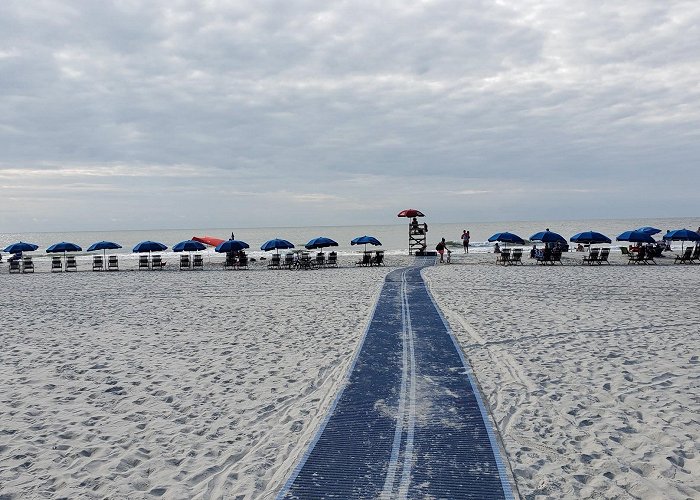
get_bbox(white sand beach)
[1,252,698,499]
[425,252,700,499]
[0,256,411,499]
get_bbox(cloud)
[0,0,699,230]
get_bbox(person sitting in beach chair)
[327,251,338,267]
[192,254,203,270]
[179,254,190,270]
[628,245,645,264]
[356,252,371,267]
[65,255,77,271]
[108,255,119,271]
[582,248,599,265]
[536,247,552,265]
[52,256,63,272]
[92,255,103,271]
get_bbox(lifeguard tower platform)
[398,208,429,255]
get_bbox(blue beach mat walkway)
[278,257,515,499]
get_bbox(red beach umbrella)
[397,209,425,218]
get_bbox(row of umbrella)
[488,227,700,247]
[2,235,384,258]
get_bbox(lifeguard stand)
[408,221,428,255]
[398,208,428,255]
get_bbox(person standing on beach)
[461,230,470,253]
[436,238,446,262]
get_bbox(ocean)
[1,217,698,261]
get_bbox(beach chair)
[139,254,150,270]
[192,254,203,270]
[179,254,190,270]
[620,247,630,256]
[691,245,700,264]
[315,252,325,268]
[582,248,599,265]
[224,252,236,270]
[108,255,119,271]
[498,248,511,265]
[551,250,563,265]
[536,248,552,265]
[597,248,610,265]
[510,248,523,265]
[298,252,312,270]
[22,256,34,273]
[356,252,371,267]
[92,255,103,271]
[237,254,248,269]
[673,247,692,264]
[269,253,281,269]
[9,259,21,273]
[283,253,294,269]
[327,252,338,267]
[52,256,63,272]
[152,255,165,270]
[372,251,385,266]
[65,255,77,271]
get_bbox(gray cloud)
[1,0,698,231]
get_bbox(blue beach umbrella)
[487,232,525,245]
[635,226,661,235]
[616,230,655,244]
[3,241,39,253]
[662,229,700,252]
[47,242,82,253]
[260,238,295,254]
[305,237,339,250]
[133,241,168,253]
[351,235,382,253]
[172,240,207,252]
[662,229,700,241]
[87,240,123,262]
[530,230,567,244]
[47,241,82,268]
[570,231,612,245]
[215,239,249,253]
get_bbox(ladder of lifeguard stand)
[409,223,427,255]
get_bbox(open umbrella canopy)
[635,226,661,235]
[305,237,339,250]
[260,238,295,252]
[172,240,207,252]
[3,241,39,253]
[133,241,168,253]
[46,242,82,253]
[617,230,655,243]
[397,209,425,218]
[487,232,525,245]
[530,230,566,244]
[87,241,122,252]
[662,229,700,241]
[351,235,382,246]
[215,239,249,253]
[570,231,612,245]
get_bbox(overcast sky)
[1,1,698,231]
